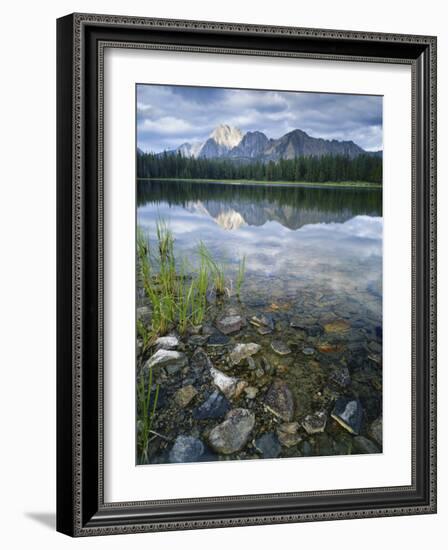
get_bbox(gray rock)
[302,411,327,434]
[207,333,230,347]
[208,409,255,454]
[329,365,351,388]
[244,386,258,399]
[246,357,257,370]
[353,436,380,454]
[190,347,212,370]
[254,433,281,458]
[271,340,292,356]
[193,390,230,419]
[174,385,198,408]
[250,313,275,331]
[169,435,204,463]
[187,334,209,347]
[144,349,188,373]
[230,343,261,365]
[277,422,301,447]
[210,367,239,399]
[301,440,313,456]
[302,347,316,356]
[216,314,245,335]
[369,416,383,446]
[331,398,363,435]
[155,335,179,350]
[290,317,321,336]
[261,356,274,375]
[264,379,295,421]
[305,326,322,337]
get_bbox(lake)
[137,179,383,463]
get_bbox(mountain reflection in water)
[137,179,382,306]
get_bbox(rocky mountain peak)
[209,124,244,149]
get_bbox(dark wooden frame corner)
[57,12,437,537]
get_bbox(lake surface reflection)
[137,180,382,313]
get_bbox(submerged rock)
[144,349,188,373]
[207,333,230,347]
[353,436,380,454]
[302,411,327,434]
[331,398,363,435]
[369,416,383,446]
[169,435,204,463]
[254,432,281,458]
[250,313,275,332]
[264,379,295,421]
[277,422,301,448]
[193,390,230,419]
[271,340,291,356]
[208,409,255,454]
[302,347,316,356]
[329,365,351,388]
[155,335,179,350]
[323,319,351,334]
[317,342,345,353]
[174,385,197,408]
[216,313,245,335]
[230,343,261,365]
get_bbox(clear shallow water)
[137,179,383,463]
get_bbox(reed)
[136,366,160,463]
[236,255,246,298]
[198,241,226,296]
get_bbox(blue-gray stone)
[254,433,282,458]
[331,397,363,435]
[207,333,230,347]
[169,435,204,463]
[193,390,230,420]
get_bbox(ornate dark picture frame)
[56,13,437,537]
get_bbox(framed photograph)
[56,13,437,536]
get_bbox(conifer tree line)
[137,151,382,184]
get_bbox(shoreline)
[137,177,382,190]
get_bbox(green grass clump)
[137,366,159,463]
[137,221,247,337]
[137,222,213,338]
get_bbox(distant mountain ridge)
[150,123,380,162]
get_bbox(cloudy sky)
[136,84,382,153]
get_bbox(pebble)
[302,411,327,434]
[264,379,295,422]
[230,343,261,365]
[271,340,292,356]
[193,390,230,420]
[144,349,188,373]
[174,385,197,408]
[155,335,179,350]
[169,435,204,463]
[254,433,281,458]
[208,409,255,454]
[331,398,364,435]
